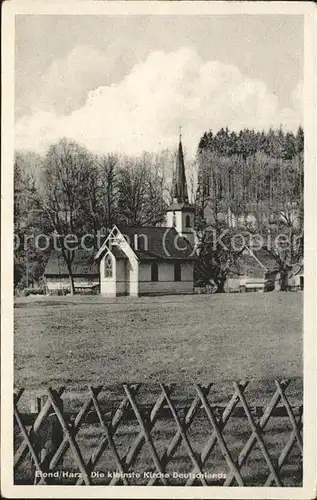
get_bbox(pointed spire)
[172,131,189,204]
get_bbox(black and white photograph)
[1,1,316,499]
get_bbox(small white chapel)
[95,136,197,297]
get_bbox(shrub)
[23,288,45,296]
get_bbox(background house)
[288,262,304,291]
[44,249,99,294]
[225,247,278,293]
[264,261,303,292]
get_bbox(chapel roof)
[113,225,196,261]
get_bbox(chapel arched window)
[104,254,113,278]
[172,212,176,227]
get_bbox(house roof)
[105,225,196,261]
[227,247,278,278]
[44,249,99,276]
[289,262,303,277]
[228,256,266,279]
[249,248,279,272]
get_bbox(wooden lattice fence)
[14,380,303,486]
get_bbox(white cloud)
[31,45,121,115]
[15,47,302,158]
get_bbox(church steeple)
[166,132,196,248]
[172,131,189,204]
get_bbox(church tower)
[166,133,195,247]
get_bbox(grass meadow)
[14,292,302,391]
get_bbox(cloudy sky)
[15,14,303,157]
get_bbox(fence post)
[31,392,64,483]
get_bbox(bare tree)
[97,154,120,230]
[39,138,94,294]
[195,151,245,291]
[259,154,304,289]
[117,153,167,226]
[82,153,120,249]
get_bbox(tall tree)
[117,153,167,226]
[195,151,246,291]
[14,153,46,289]
[260,153,304,289]
[99,154,120,230]
[195,221,245,292]
[83,153,120,247]
[39,138,94,294]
